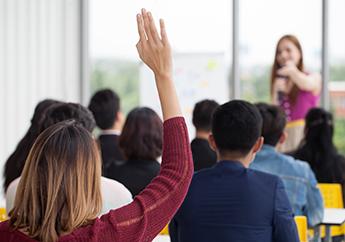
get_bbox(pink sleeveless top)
[279,90,320,121]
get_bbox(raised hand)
[136,9,181,121]
[136,9,172,81]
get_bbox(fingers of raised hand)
[136,14,146,42]
[141,9,154,43]
[160,19,168,45]
[147,12,161,45]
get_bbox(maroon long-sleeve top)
[0,117,193,242]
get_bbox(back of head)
[9,120,102,242]
[31,99,62,129]
[294,108,345,181]
[3,99,60,192]
[212,100,262,156]
[88,89,120,130]
[255,103,286,146]
[41,103,96,133]
[119,107,163,161]
[304,108,334,147]
[295,108,336,161]
[192,99,219,132]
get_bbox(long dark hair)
[293,108,345,183]
[3,99,60,192]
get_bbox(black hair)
[212,100,262,156]
[88,89,120,130]
[41,103,96,133]
[293,108,345,185]
[255,103,286,146]
[192,99,219,132]
[3,99,60,192]
[119,107,162,161]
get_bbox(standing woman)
[0,9,193,242]
[271,35,322,152]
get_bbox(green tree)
[91,59,140,114]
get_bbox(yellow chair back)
[0,208,7,222]
[318,183,344,237]
[159,223,169,235]
[318,183,344,208]
[295,216,308,242]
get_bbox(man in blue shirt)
[250,103,323,227]
[169,100,298,242]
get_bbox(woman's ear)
[208,134,217,152]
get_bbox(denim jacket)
[250,145,324,227]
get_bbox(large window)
[239,0,322,102]
[90,0,232,114]
[329,0,345,153]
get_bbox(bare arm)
[277,62,322,95]
[135,9,181,121]
[99,9,193,242]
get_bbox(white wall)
[0,0,84,206]
[140,52,229,139]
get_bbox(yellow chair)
[318,183,345,237]
[0,208,7,222]
[295,216,308,242]
[319,183,344,208]
[159,223,169,235]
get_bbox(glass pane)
[329,0,345,154]
[239,0,322,103]
[90,0,232,136]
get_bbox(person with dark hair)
[3,99,60,193]
[107,107,162,197]
[191,99,219,171]
[0,10,193,241]
[291,107,345,203]
[6,102,132,215]
[250,103,323,227]
[41,102,96,133]
[88,89,125,176]
[169,100,298,242]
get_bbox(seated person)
[0,10,193,241]
[291,107,345,203]
[6,102,132,215]
[169,100,299,242]
[250,103,323,226]
[3,99,60,193]
[88,89,125,177]
[108,107,162,197]
[191,99,219,171]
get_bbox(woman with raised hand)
[270,35,322,152]
[0,9,193,242]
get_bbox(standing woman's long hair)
[293,108,345,183]
[270,35,304,104]
[3,99,60,192]
[9,120,102,242]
